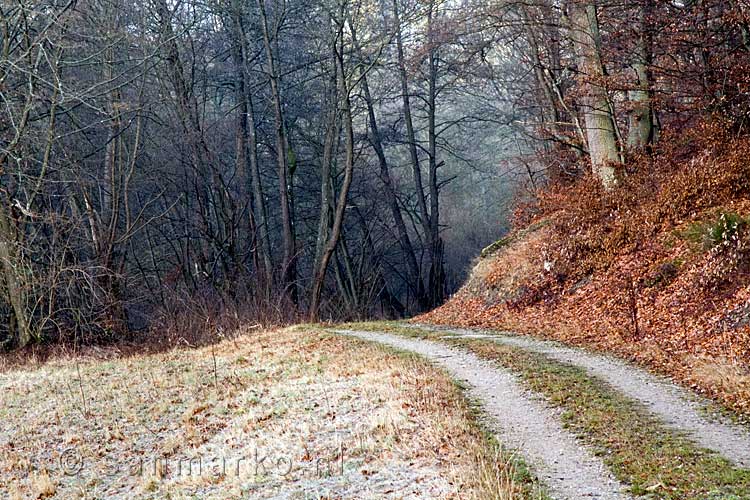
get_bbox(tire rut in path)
[334,329,632,500]
[413,323,750,468]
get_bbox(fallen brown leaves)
[422,121,750,416]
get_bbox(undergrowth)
[421,118,750,416]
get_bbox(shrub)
[683,212,748,250]
[707,212,746,249]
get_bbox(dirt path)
[335,330,632,500]
[412,323,750,468]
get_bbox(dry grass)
[30,471,56,498]
[690,356,750,416]
[0,326,519,499]
[464,226,550,305]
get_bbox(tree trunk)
[351,18,427,311]
[98,40,128,332]
[627,0,656,150]
[426,0,446,307]
[229,2,273,287]
[394,0,434,307]
[257,0,297,303]
[522,4,586,156]
[566,1,621,188]
[0,204,30,347]
[393,0,431,238]
[314,41,339,271]
[309,17,355,322]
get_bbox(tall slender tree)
[565,0,620,188]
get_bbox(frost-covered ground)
[0,327,493,499]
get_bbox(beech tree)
[626,0,657,150]
[565,0,620,188]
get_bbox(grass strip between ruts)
[341,322,750,499]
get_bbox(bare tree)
[257,0,298,303]
[310,2,356,321]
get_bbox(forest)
[1,0,749,349]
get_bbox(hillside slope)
[422,127,750,416]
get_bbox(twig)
[75,361,89,417]
[211,343,219,390]
[628,276,640,340]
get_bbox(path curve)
[334,329,632,500]
[412,323,750,468]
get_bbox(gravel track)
[334,329,632,500]
[412,323,750,468]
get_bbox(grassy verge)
[323,324,549,499]
[417,374,550,500]
[459,390,551,500]
[342,322,750,499]
[0,324,544,499]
